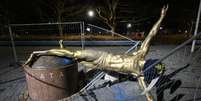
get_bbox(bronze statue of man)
[25,6,168,101]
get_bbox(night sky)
[0,0,199,33]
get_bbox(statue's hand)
[161,5,168,17]
[24,50,48,65]
[24,49,74,65]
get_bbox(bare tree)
[39,0,88,38]
[96,0,119,36]
[42,0,65,37]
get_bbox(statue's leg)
[138,77,154,101]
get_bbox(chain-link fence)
[9,22,84,41]
[0,21,201,101]
[6,22,84,64]
[84,24,141,53]
[5,22,142,64]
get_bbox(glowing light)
[160,27,163,30]
[127,23,132,28]
[86,27,91,32]
[88,10,94,17]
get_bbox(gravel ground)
[0,45,201,101]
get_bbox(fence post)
[191,0,201,53]
[8,25,18,64]
[81,22,85,50]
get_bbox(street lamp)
[160,27,163,30]
[127,23,132,28]
[88,10,94,17]
[86,27,91,32]
[127,23,132,35]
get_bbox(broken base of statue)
[20,56,149,100]
[19,55,149,101]
[20,54,187,101]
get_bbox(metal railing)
[8,22,84,64]
[7,22,141,64]
[5,21,142,95]
[85,23,141,53]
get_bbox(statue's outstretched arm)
[139,5,168,58]
[47,49,138,73]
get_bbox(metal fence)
[6,22,141,64]
[0,21,201,101]
[9,22,84,40]
[84,23,141,52]
[7,22,84,64]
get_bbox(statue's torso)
[80,50,145,74]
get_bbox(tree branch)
[96,8,108,22]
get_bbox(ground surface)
[0,45,201,101]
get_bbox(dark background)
[0,0,199,33]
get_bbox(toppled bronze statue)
[25,6,168,101]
